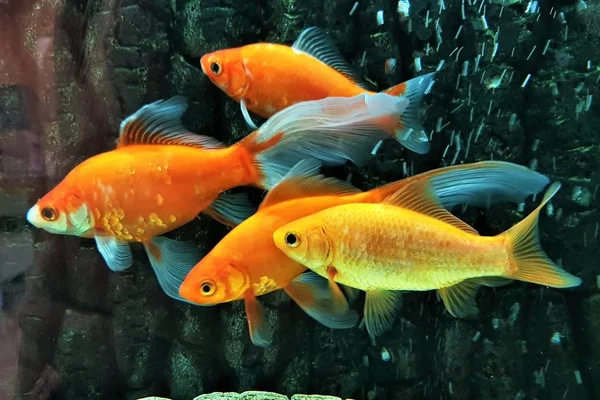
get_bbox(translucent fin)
[341,285,361,303]
[382,82,408,96]
[503,182,582,288]
[241,93,405,189]
[438,279,481,318]
[259,158,323,207]
[244,290,272,347]
[284,271,358,329]
[204,192,256,227]
[363,290,403,339]
[144,236,203,303]
[424,161,551,210]
[95,236,133,272]
[292,27,369,89]
[366,161,550,210]
[387,73,435,154]
[382,179,479,235]
[240,98,258,129]
[324,266,350,314]
[260,161,361,209]
[118,96,225,149]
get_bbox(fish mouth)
[26,205,41,228]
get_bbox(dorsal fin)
[292,27,369,90]
[259,159,361,210]
[383,179,479,235]
[118,96,225,149]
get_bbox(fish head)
[200,49,249,99]
[273,222,332,272]
[26,189,94,237]
[179,255,248,305]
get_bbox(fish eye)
[210,61,222,75]
[199,280,215,296]
[284,232,300,248]
[41,206,57,221]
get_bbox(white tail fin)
[237,93,408,189]
[383,72,435,154]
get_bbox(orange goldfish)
[273,180,582,339]
[201,27,434,154]
[179,159,552,346]
[26,93,408,302]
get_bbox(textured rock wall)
[0,0,598,399]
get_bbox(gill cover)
[179,258,248,305]
[275,225,332,271]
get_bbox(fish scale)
[303,203,508,291]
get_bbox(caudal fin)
[366,161,550,209]
[237,93,410,189]
[502,182,582,288]
[382,72,435,155]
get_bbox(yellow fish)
[273,180,582,338]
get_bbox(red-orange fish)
[179,159,552,345]
[26,93,405,301]
[201,27,434,154]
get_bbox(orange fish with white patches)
[26,93,409,301]
[179,159,553,346]
[273,180,582,339]
[201,27,434,154]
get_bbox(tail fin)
[237,93,410,189]
[364,161,550,209]
[382,72,435,155]
[502,182,581,288]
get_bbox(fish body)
[274,180,582,338]
[277,202,508,291]
[201,27,434,153]
[179,160,554,346]
[203,42,366,118]
[45,144,251,242]
[27,93,407,302]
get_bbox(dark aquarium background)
[0,0,599,399]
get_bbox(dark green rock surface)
[0,0,598,399]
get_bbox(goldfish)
[26,92,411,302]
[179,159,552,346]
[201,27,434,154]
[273,180,582,339]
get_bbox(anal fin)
[438,279,481,318]
[363,289,403,339]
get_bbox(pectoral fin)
[244,290,272,347]
[363,289,403,339]
[284,271,358,329]
[95,236,133,272]
[240,98,258,129]
[144,236,202,304]
[325,266,350,315]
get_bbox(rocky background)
[0,0,599,399]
